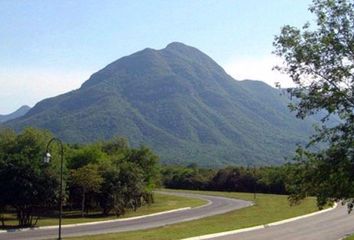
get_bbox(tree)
[101,136,129,155]
[67,144,107,170]
[125,146,160,199]
[0,128,58,226]
[0,129,160,222]
[98,168,122,216]
[210,167,257,192]
[161,165,210,190]
[98,145,160,216]
[98,162,146,216]
[70,164,103,217]
[273,0,354,207]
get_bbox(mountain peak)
[81,42,223,89]
[6,43,314,166]
[164,42,202,54]
[18,105,31,111]
[0,105,31,123]
[165,42,191,50]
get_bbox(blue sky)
[0,0,313,113]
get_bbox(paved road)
[0,191,251,240]
[208,203,354,240]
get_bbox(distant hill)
[0,105,31,123]
[6,42,316,166]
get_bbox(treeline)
[162,164,292,194]
[0,128,160,227]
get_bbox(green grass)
[1,192,206,228]
[344,234,354,240]
[69,189,319,240]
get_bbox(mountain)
[6,42,316,166]
[0,105,31,123]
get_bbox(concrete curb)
[0,207,191,233]
[181,202,338,240]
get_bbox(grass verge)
[344,235,354,240]
[1,192,206,228]
[69,189,319,240]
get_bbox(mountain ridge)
[6,42,314,166]
[0,105,31,123]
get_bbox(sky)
[0,0,314,114]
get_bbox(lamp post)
[44,138,64,240]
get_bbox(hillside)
[0,105,31,123]
[6,42,315,166]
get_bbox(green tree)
[0,128,58,226]
[67,144,107,169]
[258,166,287,194]
[125,146,160,193]
[274,0,354,207]
[161,165,212,190]
[101,136,129,155]
[98,145,160,216]
[70,164,103,217]
[99,168,122,216]
[98,162,145,216]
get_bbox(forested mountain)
[6,42,316,166]
[0,105,30,123]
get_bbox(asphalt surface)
[208,203,354,240]
[0,191,251,240]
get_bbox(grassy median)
[69,189,319,240]
[1,192,206,228]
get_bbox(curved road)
[0,191,251,240]
[206,203,354,240]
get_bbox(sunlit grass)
[344,234,354,240]
[69,189,319,240]
[0,192,206,228]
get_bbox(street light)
[44,138,64,240]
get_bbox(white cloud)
[0,68,92,114]
[222,55,295,88]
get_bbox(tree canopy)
[273,0,354,207]
[0,127,160,227]
[0,128,58,226]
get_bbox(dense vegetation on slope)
[7,43,316,166]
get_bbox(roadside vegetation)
[0,128,160,228]
[0,127,330,230]
[162,164,289,194]
[0,192,206,228]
